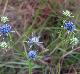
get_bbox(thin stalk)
[29,60,32,74]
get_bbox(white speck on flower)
[63,10,74,17]
[63,20,66,24]
[0,41,8,49]
[70,37,79,46]
[1,16,9,23]
[61,26,63,28]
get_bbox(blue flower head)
[0,24,12,35]
[64,21,76,32]
[28,50,37,60]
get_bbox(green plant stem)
[29,60,32,74]
[8,33,12,42]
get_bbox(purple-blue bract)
[0,24,12,35]
[64,21,76,32]
[28,50,37,60]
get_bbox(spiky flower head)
[1,16,9,23]
[27,35,43,48]
[28,50,37,60]
[29,36,40,43]
[70,37,79,46]
[0,41,8,49]
[63,10,73,17]
[0,24,12,36]
[64,21,76,32]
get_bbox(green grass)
[0,0,80,74]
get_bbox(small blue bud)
[0,24,12,35]
[64,21,76,32]
[28,50,37,60]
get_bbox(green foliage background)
[0,0,80,74]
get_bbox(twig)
[2,0,9,15]
[62,47,80,58]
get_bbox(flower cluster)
[62,10,79,48]
[0,16,15,37]
[64,21,76,32]
[0,24,12,36]
[62,10,76,33]
[0,41,8,49]
[70,37,79,46]
[28,50,37,60]
[1,16,9,23]
[26,33,43,60]
[0,16,13,52]
[63,10,73,17]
